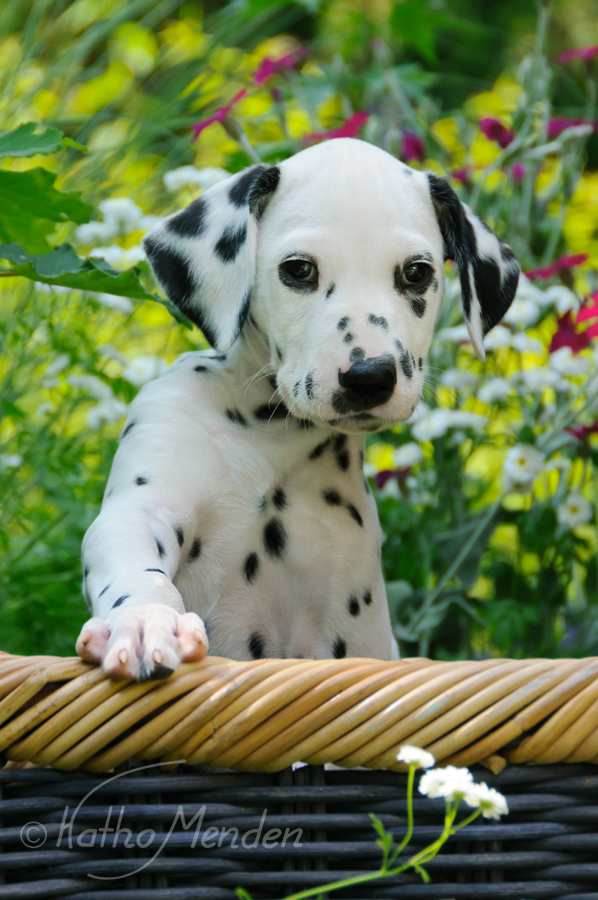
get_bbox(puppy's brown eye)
[282,259,318,283]
[403,263,432,285]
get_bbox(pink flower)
[191,89,247,141]
[479,117,514,149]
[402,131,425,162]
[253,48,308,85]
[556,45,598,64]
[547,117,598,138]
[526,253,588,280]
[512,162,526,181]
[566,421,598,441]
[374,468,410,489]
[549,311,592,353]
[451,167,471,185]
[577,294,598,323]
[303,111,369,144]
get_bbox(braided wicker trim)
[1,652,598,773]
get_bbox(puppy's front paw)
[76,603,208,680]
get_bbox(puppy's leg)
[77,498,208,679]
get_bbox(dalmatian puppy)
[76,138,519,680]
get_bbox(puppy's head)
[144,139,519,433]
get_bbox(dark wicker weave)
[1,762,598,899]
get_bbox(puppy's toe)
[103,624,143,680]
[177,612,209,662]
[76,618,110,663]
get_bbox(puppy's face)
[253,141,442,433]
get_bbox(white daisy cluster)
[76,198,158,245]
[396,744,435,769]
[418,764,509,820]
[66,373,127,428]
[502,444,545,493]
[162,165,230,192]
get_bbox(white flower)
[435,324,470,344]
[67,374,114,401]
[75,221,115,244]
[94,293,134,313]
[464,782,509,820]
[483,325,512,350]
[515,278,547,305]
[45,354,70,377]
[122,245,146,266]
[503,444,545,493]
[35,401,54,419]
[98,344,128,364]
[419,766,474,801]
[392,443,424,468]
[379,479,401,499]
[513,367,571,394]
[122,355,167,387]
[86,399,127,429]
[477,377,512,404]
[411,409,487,442]
[503,299,541,326]
[0,453,23,469]
[397,745,435,769]
[98,197,143,234]
[138,214,162,233]
[543,285,579,314]
[163,165,230,192]
[34,282,71,295]
[363,462,377,478]
[549,347,590,377]
[511,332,543,354]
[440,368,478,391]
[90,245,127,267]
[557,493,593,529]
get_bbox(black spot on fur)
[343,332,354,344]
[297,418,315,429]
[323,489,342,505]
[418,357,423,369]
[121,421,135,438]
[348,596,360,616]
[326,284,335,299]
[155,538,165,558]
[332,434,350,471]
[409,296,427,318]
[267,374,278,391]
[364,477,371,494]
[84,565,90,578]
[249,166,281,219]
[146,568,166,575]
[273,488,287,510]
[249,632,265,658]
[276,345,284,361]
[363,590,372,606]
[194,364,208,372]
[367,314,388,330]
[244,552,260,584]
[254,402,289,420]
[174,525,184,548]
[337,316,350,331]
[214,354,227,362]
[332,637,347,658]
[167,197,207,238]
[214,223,248,263]
[226,408,248,427]
[135,476,148,485]
[113,594,129,608]
[229,168,264,207]
[359,450,364,465]
[264,517,286,558]
[350,347,365,361]
[346,504,363,527]
[236,287,252,340]
[259,495,267,512]
[293,380,301,397]
[188,538,201,562]
[143,237,217,345]
[399,352,413,379]
[309,438,331,460]
[305,372,315,400]
[98,584,110,598]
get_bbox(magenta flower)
[451,167,471,185]
[512,162,526,181]
[373,468,410,489]
[191,89,247,141]
[526,253,588,280]
[402,131,425,162]
[547,117,598,138]
[303,111,369,144]
[253,48,308,85]
[479,117,514,149]
[556,45,598,65]
[549,311,592,354]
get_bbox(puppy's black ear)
[427,173,519,361]
[143,164,280,351]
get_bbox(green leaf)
[61,137,88,152]
[0,242,192,328]
[0,123,64,159]
[0,168,94,253]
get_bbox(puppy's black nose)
[338,356,397,411]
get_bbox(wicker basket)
[2,652,598,899]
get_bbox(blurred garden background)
[1,0,598,662]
